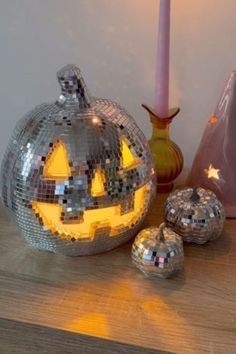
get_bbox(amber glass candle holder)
[142,104,184,193]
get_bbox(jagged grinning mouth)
[32,184,148,240]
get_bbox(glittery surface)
[1,64,155,256]
[132,224,184,278]
[164,187,225,244]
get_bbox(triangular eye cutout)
[91,168,107,197]
[120,137,141,170]
[43,140,71,180]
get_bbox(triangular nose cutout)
[91,168,107,197]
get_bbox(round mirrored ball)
[132,223,184,278]
[0,64,155,256]
[164,187,225,244]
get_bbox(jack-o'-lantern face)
[31,129,149,242]
[1,64,155,256]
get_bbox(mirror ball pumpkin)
[1,65,155,256]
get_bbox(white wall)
[0,0,235,167]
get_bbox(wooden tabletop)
[0,194,235,354]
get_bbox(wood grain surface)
[0,194,235,354]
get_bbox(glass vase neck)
[151,119,171,141]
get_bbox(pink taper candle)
[154,0,171,118]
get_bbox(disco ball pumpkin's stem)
[190,187,200,203]
[142,104,184,193]
[157,223,166,243]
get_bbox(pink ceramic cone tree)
[188,71,236,217]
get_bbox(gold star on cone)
[209,115,218,125]
[204,164,220,180]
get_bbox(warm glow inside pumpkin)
[1,64,155,256]
[32,138,148,240]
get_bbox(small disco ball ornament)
[164,187,225,244]
[1,64,155,256]
[132,223,184,278]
